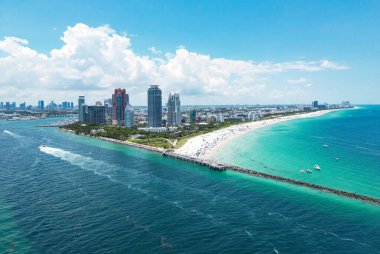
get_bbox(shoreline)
[175,109,343,159]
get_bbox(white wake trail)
[3,130,21,138]
[39,146,119,179]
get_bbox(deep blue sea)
[0,106,380,253]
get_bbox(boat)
[314,165,321,170]
[336,157,339,160]
[300,170,305,174]
[306,169,312,173]
[323,144,329,148]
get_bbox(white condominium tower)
[167,93,181,126]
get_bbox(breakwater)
[163,152,380,205]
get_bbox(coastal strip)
[175,109,342,159]
[163,151,380,205]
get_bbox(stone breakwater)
[163,152,380,205]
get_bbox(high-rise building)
[38,100,45,110]
[78,96,85,122]
[104,98,113,123]
[5,102,10,110]
[148,85,162,127]
[112,89,129,125]
[312,101,319,108]
[167,93,181,126]
[20,102,26,110]
[0,102,3,109]
[124,103,135,128]
[190,109,197,122]
[82,105,106,124]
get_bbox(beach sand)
[175,110,336,159]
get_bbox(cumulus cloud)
[0,23,348,104]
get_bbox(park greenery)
[61,119,244,149]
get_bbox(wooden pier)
[163,151,380,205]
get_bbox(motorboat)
[300,170,305,174]
[323,144,329,148]
[306,169,312,173]
[314,165,321,170]
[336,157,339,160]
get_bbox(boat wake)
[3,130,21,138]
[39,146,120,180]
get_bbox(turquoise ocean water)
[0,106,379,253]
[211,106,380,199]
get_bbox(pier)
[163,151,226,171]
[163,151,380,205]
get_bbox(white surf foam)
[39,146,119,180]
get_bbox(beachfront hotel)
[147,85,162,127]
[167,93,181,126]
[112,88,129,126]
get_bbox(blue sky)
[0,0,379,104]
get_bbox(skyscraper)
[20,102,26,110]
[104,98,113,123]
[82,105,106,124]
[312,101,319,108]
[112,88,129,125]
[167,93,181,126]
[190,109,197,122]
[78,96,85,122]
[38,100,45,110]
[148,85,162,127]
[124,103,135,128]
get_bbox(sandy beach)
[175,110,337,159]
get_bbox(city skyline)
[1,1,379,105]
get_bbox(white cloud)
[0,23,349,105]
[148,46,161,54]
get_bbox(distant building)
[38,100,45,110]
[78,96,85,122]
[112,88,129,125]
[341,101,351,108]
[312,101,319,108]
[0,102,3,109]
[5,102,10,110]
[190,109,197,122]
[167,93,181,126]
[104,98,113,123]
[124,103,135,128]
[19,102,26,110]
[95,101,102,106]
[148,85,162,127]
[82,105,106,124]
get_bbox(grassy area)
[129,138,173,149]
